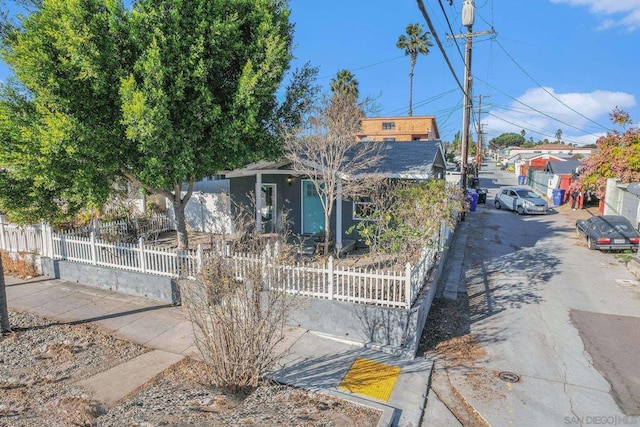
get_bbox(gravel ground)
[0,310,381,426]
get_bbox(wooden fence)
[1,217,441,308]
[0,222,44,254]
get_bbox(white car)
[494,186,549,215]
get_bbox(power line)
[486,112,600,146]
[493,37,609,132]
[415,0,465,95]
[474,75,605,138]
[316,55,406,80]
[436,0,465,63]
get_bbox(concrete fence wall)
[41,258,180,304]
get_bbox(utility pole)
[460,0,474,189]
[475,94,489,172]
[452,0,494,188]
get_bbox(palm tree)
[330,69,359,100]
[0,256,9,333]
[396,23,432,116]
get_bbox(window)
[382,137,396,142]
[353,197,376,220]
[382,122,395,130]
[306,184,320,197]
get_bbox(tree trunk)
[0,256,10,333]
[172,181,194,250]
[323,200,334,255]
[408,61,415,117]
[174,199,189,250]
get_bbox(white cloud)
[485,87,636,146]
[551,0,640,31]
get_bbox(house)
[516,153,574,177]
[508,143,594,156]
[225,140,447,252]
[356,116,440,142]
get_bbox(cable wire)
[415,0,465,95]
[474,75,605,138]
[493,37,609,131]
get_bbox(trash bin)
[518,175,526,185]
[468,190,479,212]
[552,189,566,206]
[476,188,487,204]
[470,177,480,189]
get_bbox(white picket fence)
[1,217,441,308]
[0,222,44,254]
[62,214,174,241]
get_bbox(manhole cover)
[498,371,520,383]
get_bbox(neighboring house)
[544,159,582,201]
[225,141,447,251]
[516,153,573,177]
[521,156,581,197]
[356,116,440,142]
[508,143,594,156]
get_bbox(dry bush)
[1,251,40,279]
[179,203,297,392]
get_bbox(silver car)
[494,186,549,215]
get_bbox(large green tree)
[396,23,432,117]
[0,0,132,225]
[489,132,525,149]
[1,0,312,249]
[120,0,297,249]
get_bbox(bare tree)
[179,203,296,391]
[284,92,382,254]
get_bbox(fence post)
[47,224,55,258]
[139,237,146,273]
[196,244,203,274]
[328,256,334,300]
[90,232,98,266]
[262,243,269,289]
[405,262,412,308]
[39,222,47,258]
[0,216,6,251]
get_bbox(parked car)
[494,186,549,215]
[575,215,640,251]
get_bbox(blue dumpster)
[552,189,566,206]
[468,190,479,212]
[518,175,526,185]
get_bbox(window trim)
[353,197,376,221]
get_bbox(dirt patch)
[418,293,470,355]
[436,335,487,367]
[0,310,381,426]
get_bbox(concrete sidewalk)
[4,275,447,426]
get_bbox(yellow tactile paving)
[338,357,401,402]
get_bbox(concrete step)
[75,349,184,406]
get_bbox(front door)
[302,180,325,235]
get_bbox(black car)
[576,215,640,251]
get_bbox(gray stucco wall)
[41,258,179,304]
[230,174,363,245]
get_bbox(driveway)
[435,163,640,425]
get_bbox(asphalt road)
[446,162,640,425]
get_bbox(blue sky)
[1,0,638,146]
[288,0,640,145]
